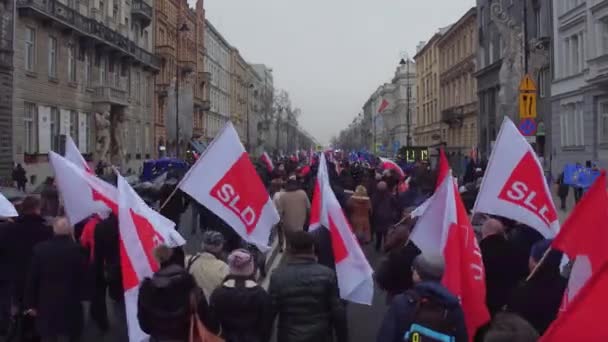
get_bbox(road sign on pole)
[519,74,538,119]
[518,118,537,136]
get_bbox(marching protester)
[376,254,467,342]
[138,244,220,341]
[346,185,372,244]
[371,181,399,252]
[276,176,311,238]
[187,231,230,301]
[12,163,27,192]
[40,177,60,218]
[210,249,274,342]
[556,171,570,211]
[474,312,539,342]
[24,217,85,342]
[269,231,348,342]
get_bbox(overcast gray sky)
[200,0,475,144]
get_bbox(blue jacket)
[376,281,468,342]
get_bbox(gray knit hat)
[413,254,445,282]
[201,230,225,253]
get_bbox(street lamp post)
[246,83,254,152]
[175,23,189,158]
[400,57,412,147]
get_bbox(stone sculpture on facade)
[95,111,111,163]
[110,110,127,169]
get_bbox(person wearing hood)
[346,185,372,244]
[138,245,219,342]
[376,254,467,342]
[24,217,86,342]
[506,239,567,335]
[0,196,52,309]
[210,249,274,342]
[187,231,230,301]
[480,218,519,316]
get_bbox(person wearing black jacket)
[25,217,86,342]
[138,245,219,342]
[269,231,347,342]
[0,196,52,308]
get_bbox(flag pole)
[525,247,552,282]
[159,121,235,211]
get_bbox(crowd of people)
[0,152,571,342]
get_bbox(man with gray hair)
[24,217,85,342]
[186,230,230,300]
[377,254,467,342]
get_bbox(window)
[68,44,76,82]
[602,18,608,56]
[127,68,131,96]
[48,36,57,78]
[144,124,151,154]
[50,107,60,152]
[572,35,579,73]
[159,28,165,44]
[99,55,107,85]
[135,124,142,155]
[84,51,92,86]
[560,103,584,147]
[70,110,78,142]
[25,27,36,72]
[135,71,141,101]
[538,69,548,98]
[24,102,38,153]
[535,8,542,38]
[144,31,149,50]
[479,6,485,28]
[600,102,608,144]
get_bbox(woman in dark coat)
[371,181,399,251]
[210,249,274,342]
[24,218,86,341]
[557,172,570,210]
[506,239,567,335]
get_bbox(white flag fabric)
[0,192,18,218]
[50,151,115,224]
[179,122,278,251]
[117,174,185,342]
[311,153,374,305]
[309,150,330,231]
[65,136,91,172]
[473,117,559,238]
[261,152,274,172]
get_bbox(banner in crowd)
[0,192,17,218]
[473,117,559,238]
[411,150,490,339]
[179,122,278,251]
[552,171,608,310]
[379,157,405,179]
[563,163,600,189]
[117,174,185,342]
[310,153,374,305]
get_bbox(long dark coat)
[24,236,86,337]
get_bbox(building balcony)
[199,71,211,82]
[93,85,128,106]
[156,45,175,61]
[17,0,160,71]
[200,100,211,111]
[131,0,152,28]
[441,107,464,126]
[179,59,196,74]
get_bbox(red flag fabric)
[552,171,608,309]
[310,153,374,304]
[437,148,450,189]
[540,263,608,341]
[378,98,389,113]
[380,157,405,179]
[411,169,490,340]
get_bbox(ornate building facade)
[204,19,231,141]
[14,0,159,184]
[437,7,478,158]
[0,0,14,177]
[230,48,248,143]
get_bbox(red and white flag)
[473,117,559,238]
[411,150,490,339]
[552,171,608,310]
[179,122,278,251]
[380,157,405,179]
[65,136,92,172]
[0,192,17,218]
[117,174,185,342]
[540,262,608,341]
[260,152,274,172]
[378,98,390,113]
[310,153,374,305]
[50,150,114,224]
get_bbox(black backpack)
[402,290,459,342]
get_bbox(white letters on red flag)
[473,117,559,238]
[411,161,490,339]
[310,153,374,305]
[551,171,608,310]
[179,122,278,251]
[50,151,114,224]
[380,157,405,179]
[117,175,185,342]
[261,152,273,172]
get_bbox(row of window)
[205,113,228,138]
[440,29,476,72]
[440,73,476,109]
[210,87,230,117]
[206,58,230,92]
[205,30,230,69]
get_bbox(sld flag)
[473,117,559,238]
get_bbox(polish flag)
[0,192,17,218]
[179,122,279,251]
[50,150,114,225]
[551,171,608,310]
[311,153,374,305]
[473,117,559,238]
[411,150,490,339]
[117,174,185,342]
[260,152,274,172]
[540,262,608,341]
[65,136,92,173]
[380,157,405,179]
[378,98,390,113]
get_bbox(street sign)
[519,118,537,136]
[519,74,538,119]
